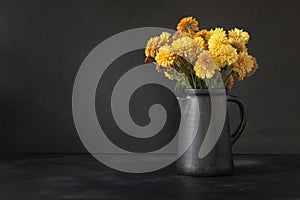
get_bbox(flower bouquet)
[144,16,258,90]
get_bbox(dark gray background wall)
[0,0,299,153]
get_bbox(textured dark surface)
[0,0,300,154]
[0,154,300,200]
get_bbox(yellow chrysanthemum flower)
[210,44,238,68]
[228,28,250,53]
[194,51,216,79]
[155,45,176,67]
[231,41,248,53]
[232,52,255,80]
[194,37,205,48]
[171,36,202,63]
[145,36,160,58]
[228,28,250,44]
[227,75,234,91]
[177,16,199,35]
[208,28,228,49]
[205,29,214,41]
[159,32,171,44]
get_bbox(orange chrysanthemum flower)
[246,56,259,77]
[227,75,234,91]
[177,16,199,35]
[195,29,208,38]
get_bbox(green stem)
[224,67,233,80]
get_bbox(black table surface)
[0,154,299,200]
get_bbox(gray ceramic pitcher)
[176,89,247,176]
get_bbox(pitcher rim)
[183,88,227,96]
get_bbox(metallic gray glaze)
[176,89,247,176]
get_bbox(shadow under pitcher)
[176,89,247,176]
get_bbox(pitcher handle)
[227,94,248,145]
